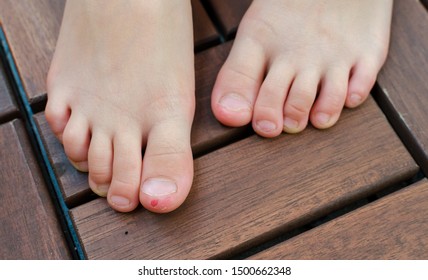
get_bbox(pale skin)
[46,0,393,213]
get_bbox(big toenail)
[142,178,177,197]
[110,195,130,208]
[350,93,362,106]
[316,113,331,125]
[256,120,277,133]
[283,117,299,130]
[218,93,251,112]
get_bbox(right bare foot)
[46,0,195,213]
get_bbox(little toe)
[283,71,320,133]
[211,36,266,127]
[107,132,142,212]
[88,132,113,197]
[140,119,193,213]
[310,68,349,129]
[45,96,70,143]
[252,61,295,137]
[62,113,90,172]
[346,61,379,108]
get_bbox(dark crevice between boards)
[229,171,424,260]
[372,83,428,178]
[199,0,230,42]
[0,28,85,260]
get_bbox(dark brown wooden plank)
[0,59,19,123]
[0,120,70,259]
[0,0,64,105]
[34,42,248,206]
[376,0,428,175]
[192,0,220,50]
[0,0,219,105]
[204,0,252,37]
[70,97,418,259]
[251,179,428,260]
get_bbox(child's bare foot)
[46,0,195,213]
[212,0,393,137]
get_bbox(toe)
[283,70,320,133]
[346,60,378,108]
[62,112,90,172]
[252,60,295,137]
[310,67,349,129]
[211,36,266,127]
[45,96,70,143]
[140,119,193,213]
[87,132,113,197]
[107,132,142,212]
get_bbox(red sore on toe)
[150,199,159,207]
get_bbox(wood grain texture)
[251,179,428,260]
[376,0,428,174]
[0,59,19,123]
[0,0,219,105]
[204,0,252,37]
[34,42,248,206]
[0,120,70,259]
[70,97,418,259]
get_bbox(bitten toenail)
[256,120,277,133]
[218,93,251,112]
[316,113,331,125]
[350,93,362,106]
[283,117,299,130]
[110,195,130,207]
[142,178,177,197]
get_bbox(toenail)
[141,178,177,197]
[69,160,88,172]
[94,184,109,197]
[218,93,251,112]
[350,93,362,106]
[256,120,277,133]
[110,195,130,208]
[283,117,299,130]
[316,113,331,125]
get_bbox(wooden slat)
[204,0,252,37]
[0,120,70,259]
[34,42,248,206]
[376,0,428,174]
[0,59,19,123]
[0,0,219,105]
[251,179,428,259]
[70,97,418,259]
[192,0,220,50]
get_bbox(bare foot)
[46,0,195,213]
[211,0,393,137]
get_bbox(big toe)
[140,119,193,213]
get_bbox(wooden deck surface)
[0,0,428,259]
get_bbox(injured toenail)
[256,120,277,133]
[110,195,130,208]
[218,93,251,112]
[283,117,299,130]
[350,93,362,106]
[142,178,177,197]
[316,113,331,125]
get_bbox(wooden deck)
[1,0,428,259]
